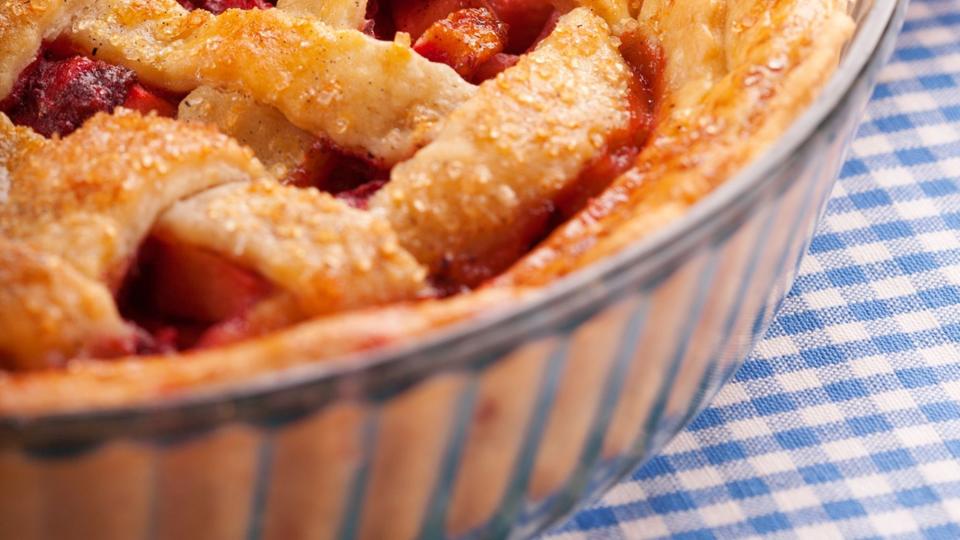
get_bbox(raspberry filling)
[1,50,177,137]
[485,0,556,53]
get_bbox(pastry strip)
[558,0,633,26]
[154,181,428,317]
[64,0,475,164]
[372,8,636,284]
[177,86,322,180]
[173,0,366,176]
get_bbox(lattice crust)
[372,8,636,285]
[0,0,367,100]
[63,0,475,164]
[0,109,267,290]
[154,181,427,317]
[500,0,855,285]
[106,1,633,177]
[0,110,433,366]
[0,113,251,369]
[171,0,362,177]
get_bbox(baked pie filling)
[0,0,854,411]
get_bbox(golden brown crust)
[499,0,854,286]
[372,8,635,284]
[0,113,47,174]
[63,0,475,164]
[558,0,633,27]
[0,111,269,369]
[636,0,730,112]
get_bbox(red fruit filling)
[2,55,134,137]
[486,0,555,53]
[177,0,273,14]
[471,52,519,82]
[413,8,508,80]
[119,237,274,353]
[377,0,557,71]
[335,178,388,209]
[285,141,390,207]
[1,51,178,137]
[363,0,397,39]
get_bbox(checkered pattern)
[548,1,960,538]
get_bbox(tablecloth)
[548,0,960,537]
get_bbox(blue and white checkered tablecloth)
[549,1,960,538]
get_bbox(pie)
[0,0,854,413]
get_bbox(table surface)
[545,1,960,538]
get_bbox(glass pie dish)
[0,0,906,538]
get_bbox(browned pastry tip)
[0,109,268,369]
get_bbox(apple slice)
[123,84,178,118]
